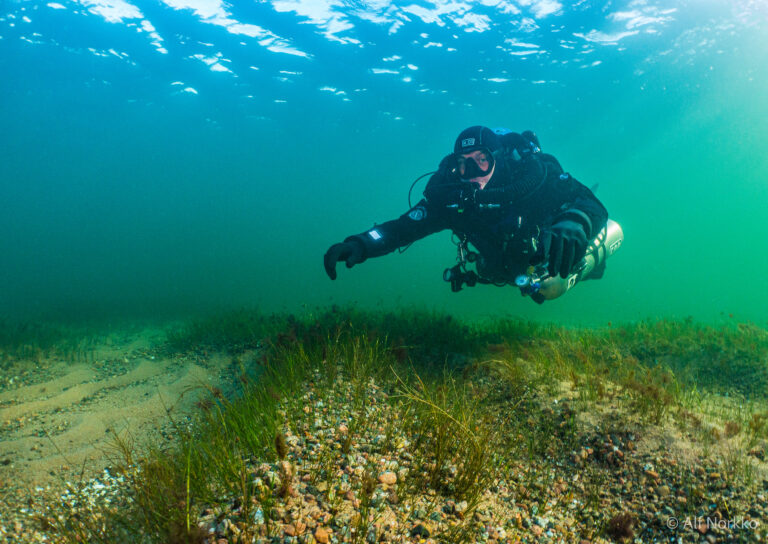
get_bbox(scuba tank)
[516,219,624,302]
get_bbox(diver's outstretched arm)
[323,198,449,280]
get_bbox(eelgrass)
[0,320,67,359]
[164,308,286,353]
[395,370,498,503]
[46,308,768,543]
[0,319,106,365]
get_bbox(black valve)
[443,264,479,292]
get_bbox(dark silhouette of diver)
[324,126,623,303]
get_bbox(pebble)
[314,526,329,543]
[387,490,399,504]
[410,522,431,537]
[284,522,306,536]
[378,471,397,485]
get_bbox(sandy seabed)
[0,330,235,541]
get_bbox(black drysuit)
[345,138,608,284]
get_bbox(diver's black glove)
[424,154,464,207]
[433,153,461,184]
[540,220,588,279]
[324,240,365,280]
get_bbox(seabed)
[1,308,766,543]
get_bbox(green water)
[1,1,767,326]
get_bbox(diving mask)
[457,149,495,180]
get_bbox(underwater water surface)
[1,0,767,325]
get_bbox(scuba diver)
[324,126,623,303]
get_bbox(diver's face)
[458,149,495,188]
